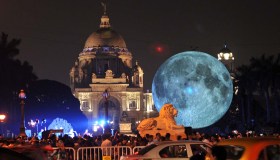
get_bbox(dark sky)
[1,0,280,90]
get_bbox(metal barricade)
[132,146,145,154]
[51,147,76,160]
[77,146,132,160]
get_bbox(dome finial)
[100,1,110,28]
[224,42,227,49]
[101,1,107,15]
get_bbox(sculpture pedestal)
[119,122,132,133]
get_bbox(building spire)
[100,1,110,28]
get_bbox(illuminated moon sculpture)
[152,51,233,128]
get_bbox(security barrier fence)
[51,146,139,160]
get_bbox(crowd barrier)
[52,147,76,160]
[132,146,145,154]
[51,146,136,160]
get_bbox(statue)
[137,103,186,140]
[101,2,107,15]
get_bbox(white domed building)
[69,6,157,132]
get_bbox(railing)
[51,147,76,160]
[132,146,145,154]
[49,146,142,160]
[76,146,132,160]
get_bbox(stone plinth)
[119,122,132,133]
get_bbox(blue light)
[184,86,194,94]
[100,120,105,125]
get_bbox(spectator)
[154,133,161,142]
[211,146,227,160]
[51,140,67,160]
[101,134,112,156]
[165,133,171,141]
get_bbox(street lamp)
[0,114,6,123]
[19,89,27,138]
[102,89,110,133]
[0,114,6,135]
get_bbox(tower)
[217,44,235,73]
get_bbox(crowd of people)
[0,130,279,160]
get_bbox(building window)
[129,100,137,109]
[81,101,90,111]
[136,75,139,84]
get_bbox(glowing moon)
[152,51,233,128]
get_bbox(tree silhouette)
[0,32,38,134]
[26,80,87,134]
[0,32,37,112]
[236,53,280,130]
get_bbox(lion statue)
[137,103,184,131]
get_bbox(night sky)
[1,0,280,90]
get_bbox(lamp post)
[0,114,6,135]
[0,114,6,123]
[102,89,110,133]
[19,89,27,138]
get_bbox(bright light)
[224,53,230,60]
[156,46,163,53]
[18,89,26,99]
[100,120,105,126]
[28,119,36,127]
[93,125,100,132]
[0,114,6,122]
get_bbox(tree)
[250,54,274,123]
[0,32,37,132]
[271,54,280,128]
[236,53,280,130]
[26,80,87,134]
[0,32,37,105]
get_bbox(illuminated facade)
[69,8,157,131]
[217,44,235,73]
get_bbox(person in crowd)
[211,145,227,160]
[165,133,171,141]
[154,133,161,143]
[201,134,212,145]
[117,136,131,157]
[190,154,205,160]
[146,135,154,145]
[51,140,67,160]
[177,135,182,140]
[101,133,112,156]
[83,129,92,137]
[67,129,77,138]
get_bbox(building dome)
[218,44,234,61]
[84,27,127,49]
[132,61,143,73]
